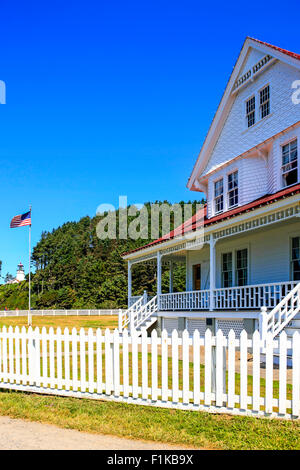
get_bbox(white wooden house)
[121,37,300,341]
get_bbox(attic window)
[260,85,270,119]
[282,139,298,187]
[214,178,224,214]
[246,96,255,127]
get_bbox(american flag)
[10,211,31,228]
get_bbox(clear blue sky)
[0,0,299,277]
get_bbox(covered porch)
[126,199,300,314]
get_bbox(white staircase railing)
[130,295,158,331]
[131,295,158,331]
[119,295,144,330]
[260,282,300,339]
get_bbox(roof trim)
[123,182,300,258]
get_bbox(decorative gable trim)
[232,54,276,94]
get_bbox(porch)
[157,280,298,311]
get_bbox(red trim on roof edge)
[123,183,300,257]
[249,37,300,62]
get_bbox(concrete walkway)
[0,416,191,450]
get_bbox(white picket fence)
[0,309,124,318]
[0,326,299,420]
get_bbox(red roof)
[123,183,300,257]
[249,37,300,62]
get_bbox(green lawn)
[0,389,299,450]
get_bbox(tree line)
[0,200,204,310]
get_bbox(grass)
[0,315,119,330]
[0,389,299,449]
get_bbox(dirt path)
[0,415,192,450]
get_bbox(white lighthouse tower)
[16,262,25,282]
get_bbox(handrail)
[261,282,300,339]
[131,296,158,331]
[120,295,144,330]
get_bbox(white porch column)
[209,236,216,311]
[169,260,173,293]
[157,251,162,309]
[128,261,132,307]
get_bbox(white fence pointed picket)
[252,330,260,413]
[182,329,189,405]
[88,328,94,394]
[204,329,212,406]
[96,329,103,394]
[28,327,34,386]
[21,326,26,384]
[131,330,138,399]
[57,327,62,390]
[72,328,78,392]
[41,327,48,388]
[8,326,14,383]
[292,331,300,418]
[279,331,287,416]
[15,326,20,384]
[141,329,148,400]
[64,327,70,391]
[49,327,55,389]
[2,326,8,383]
[151,329,158,402]
[34,327,41,387]
[171,329,179,404]
[265,332,273,414]
[161,329,168,402]
[240,330,248,411]
[216,329,224,407]
[105,328,112,395]
[122,329,129,398]
[227,330,235,409]
[113,329,120,397]
[193,330,200,406]
[80,328,86,393]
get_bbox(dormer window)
[228,171,238,208]
[214,179,224,214]
[246,96,255,127]
[260,85,270,119]
[282,139,298,187]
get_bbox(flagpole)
[28,206,32,327]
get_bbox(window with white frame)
[246,96,255,128]
[291,237,300,281]
[228,171,238,208]
[282,139,298,187]
[235,249,248,286]
[214,178,224,213]
[222,252,233,288]
[259,85,270,119]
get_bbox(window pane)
[236,249,248,286]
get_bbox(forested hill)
[0,200,204,310]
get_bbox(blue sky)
[0,0,299,277]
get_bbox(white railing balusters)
[262,282,300,339]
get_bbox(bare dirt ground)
[0,415,192,450]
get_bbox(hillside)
[0,200,204,310]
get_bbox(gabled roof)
[187,37,300,192]
[123,182,300,257]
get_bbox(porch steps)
[134,315,158,336]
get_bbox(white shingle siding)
[202,59,300,219]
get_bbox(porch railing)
[213,281,298,310]
[159,281,298,311]
[159,290,210,311]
